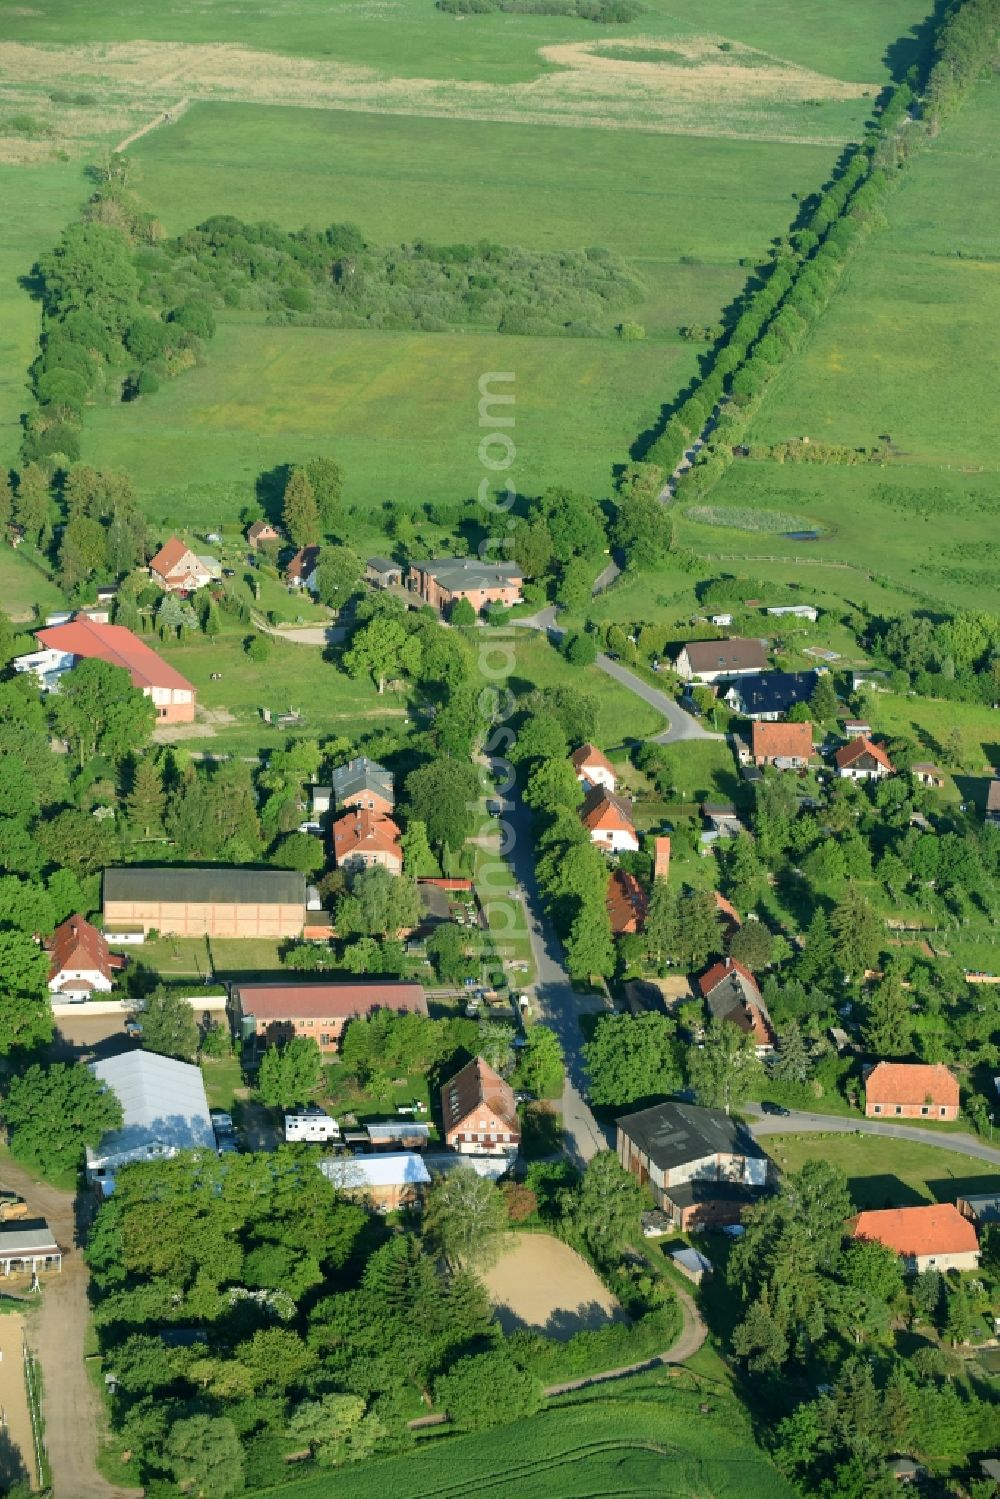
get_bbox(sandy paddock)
[483,1233,626,1340]
[0,1312,36,1490]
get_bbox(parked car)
[210,1110,235,1136]
[760,1101,791,1117]
[124,1019,143,1038]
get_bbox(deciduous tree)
[138,985,199,1062]
[257,1036,323,1110]
[688,1020,762,1114]
[3,1062,121,1178]
[424,1170,507,1268]
[584,1012,680,1106]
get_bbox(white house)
[46,912,125,1001]
[86,1051,215,1191]
[673,638,768,684]
[579,787,639,853]
[570,743,617,794]
[833,737,894,781]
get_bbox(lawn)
[767,1132,1000,1212]
[510,632,662,745]
[0,544,66,622]
[259,1368,796,1499]
[153,625,399,754]
[133,935,288,980]
[200,1055,244,1112]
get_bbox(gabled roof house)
[580,787,639,853]
[571,743,617,794]
[149,537,215,593]
[332,808,403,874]
[674,638,768,684]
[726,670,819,721]
[441,1056,520,1158]
[19,617,197,723]
[46,913,125,1000]
[751,720,814,769]
[617,1101,771,1229]
[699,957,776,1055]
[851,1204,979,1275]
[834,737,894,781]
[864,1062,959,1121]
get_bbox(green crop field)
[259,1372,795,1499]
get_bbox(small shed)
[885,1456,923,1484]
[670,1246,713,1284]
[0,1221,61,1276]
[366,557,403,589]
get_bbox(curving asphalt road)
[746,1105,1000,1168]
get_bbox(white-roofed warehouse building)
[86,1050,215,1191]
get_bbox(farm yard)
[482,1233,625,1338]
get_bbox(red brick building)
[864,1061,959,1121]
[232,980,428,1055]
[408,558,523,615]
[441,1057,520,1156]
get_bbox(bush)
[245,633,271,662]
[434,1350,540,1429]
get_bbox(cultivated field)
[266,1371,797,1499]
[483,1233,625,1337]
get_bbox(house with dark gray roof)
[408,557,523,616]
[617,1101,771,1229]
[312,757,395,819]
[103,866,306,938]
[724,669,819,721]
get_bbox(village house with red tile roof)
[579,787,639,853]
[17,617,196,723]
[45,913,125,1000]
[851,1203,980,1274]
[606,870,648,934]
[441,1057,520,1157]
[149,537,215,593]
[285,546,321,592]
[570,742,617,794]
[864,1061,960,1121]
[698,957,776,1056]
[332,808,403,874]
[751,720,814,769]
[834,736,894,781]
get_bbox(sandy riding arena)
[483,1234,626,1340]
[0,1312,37,1490]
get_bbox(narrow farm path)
[0,1159,140,1499]
[542,1282,707,1396]
[748,1107,1000,1166]
[656,398,726,503]
[115,95,189,153]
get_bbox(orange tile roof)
[332,808,402,863]
[654,836,671,881]
[606,870,648,934]
[36,618,195,696]
[865,1061,959,1109]
[834,736,894,773]
[149,536,196,579]
[852,1203,978,1258]
[698,957,758,1000]
[751,721,813,762]
[45,913,117,985]
[441,1056,518,1137]
[571,743,616,780]
[579,786,635,833]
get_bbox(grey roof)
[330,757,394,807]
[664,1180,763,1211]
[413,557,523,591]
[727,670,818,718]
[104,866,306,907]
[90,1050,214,1161]
[0,1222,59,1253]
[366,556,400,574]
[617,1102,765,1172]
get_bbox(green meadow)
[84,103,836,515]
[698,82,1000,608]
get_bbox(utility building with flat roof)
[103,866,306,938]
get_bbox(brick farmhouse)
[103,867,305,938]
[408,557,523,616]
[441,1057,520,1156]
[231,979,428,1055]
[864,1061,960,1121]
[332,808,403,874]
[606,870,647,934]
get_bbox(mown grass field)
[767,1133,1000,1213]
[259,1371,795,1499]
[0,544,66,620]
